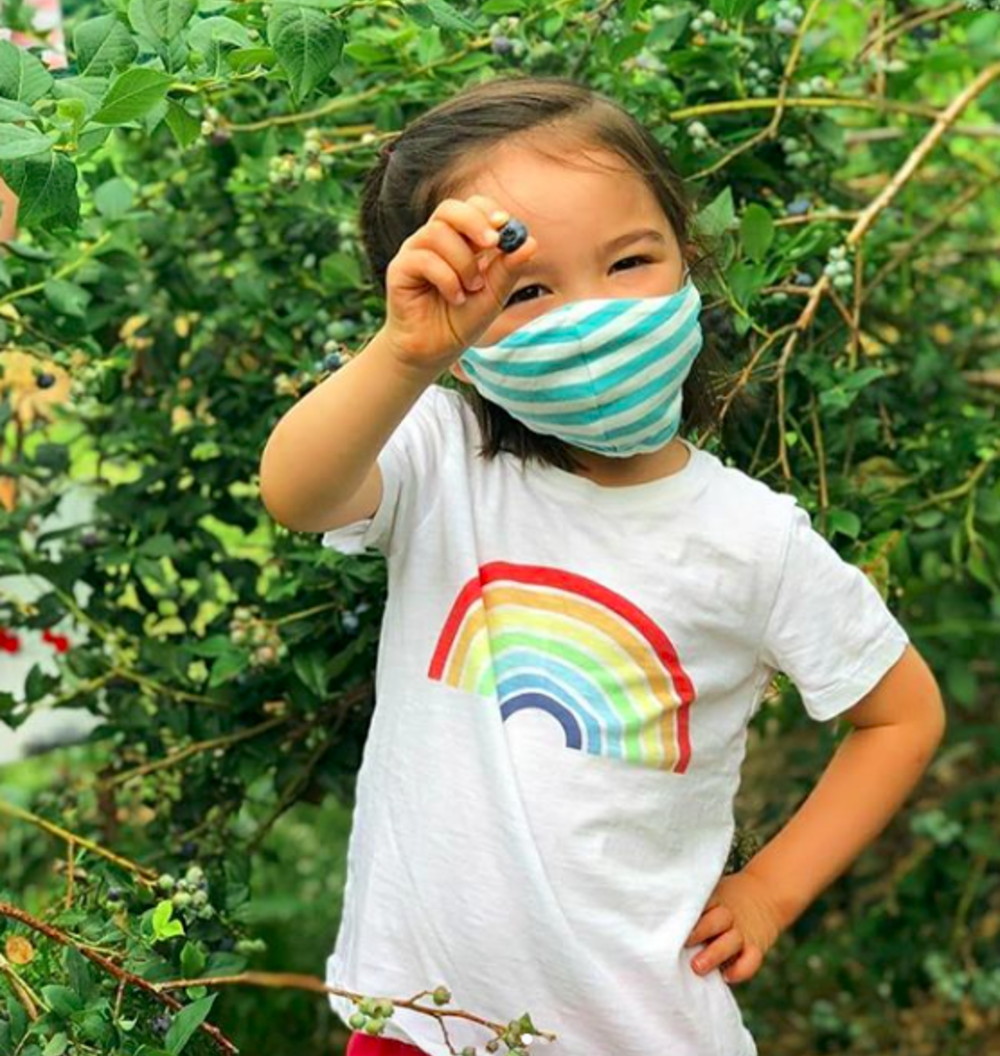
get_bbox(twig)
[0,901,239,1055]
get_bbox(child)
[259,75,946,1056]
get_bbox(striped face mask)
[459,268,703,458]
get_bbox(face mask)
[459,267,703,458]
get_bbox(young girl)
[259,75,945,1056]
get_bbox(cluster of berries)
[795,74,832,96]
[823,244,853,291]
[689,8,722,34]
[348,995,397,1036]
[489,17,527,59]
[157,864,214,920]
[687,120,714,153]
[772,0,805,34]
[229,606,287,669]
[744,58,775,98]
[780,133,812,169]
[200,105,231,146]
[267,128,335,186]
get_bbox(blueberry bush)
[1,1,999,1054]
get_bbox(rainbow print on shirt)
[426,561,696,773]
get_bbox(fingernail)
[468,276,484,291]
[490,210,509,224]
[455,291,466,305]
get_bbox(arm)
[743,643,947,933]
[259,327,439,533]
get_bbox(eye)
[504,256,653,308]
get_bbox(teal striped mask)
[459,269,704,458]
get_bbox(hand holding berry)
[381,195,537,376]
[683,868,785,985]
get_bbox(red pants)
[345,1033,425,1056]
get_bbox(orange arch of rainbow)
[427,561,695,773]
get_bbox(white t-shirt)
[319,383,910,1056]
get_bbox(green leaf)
[0,40,54,104]
[0,125,60,160]
[740,203,775,263]
[165,99,201,148]
[417,0,479,32]
[0,99,37,120]
[42,1034,69,1056]
[73,14,139,77]
[94,176,135,218]
[129,0,198,42]
[92,67,175,125]
[828,508,861,539]
[164,993,218,1055]
[267,7,343,101]
[44,279,92,318]
[226,46,277,73]
[6,994,27,1043]
[152,900,186,941]
[693,185,735,238]
[40,986,83,1018]
[0,152,79,230]
[180,940,207,979]
[63,945,97,1003]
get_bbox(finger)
[721,943,763,986]
[425,197,506,259]
[420,218,494,295]
[691,928,743,975]
[398,246,468,307]
[685,905,735,946]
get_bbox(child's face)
[447,140,687,383]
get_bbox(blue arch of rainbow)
[427,561,695,773]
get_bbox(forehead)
[448,140,663,235]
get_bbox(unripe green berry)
[172,891,192,909]
[432,986,452,1006]
[363,1017,386,1036]
[349,1013,367,1030]
[157,874,176,892]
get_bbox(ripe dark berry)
[491,35,514,55]
[321,352,342,373]
[181,841,198,859]
[151,1014,172,1035]
[36,372,56,389]
[794,271,813,286]
[786,197,811,216]
[497,219,528,253]
[80,530,100,549]
[107,887,122,902]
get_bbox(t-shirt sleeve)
[318,382,458,559]
[756,502,911,722]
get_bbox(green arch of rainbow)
[427,561,695,773]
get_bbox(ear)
[449,361,472,384]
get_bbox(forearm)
[744,719,944,933]
[259,327,438,531]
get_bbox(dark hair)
[358,73,750,473]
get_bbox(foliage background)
[1,1,999,1054]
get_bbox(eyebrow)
[519,228,666,273]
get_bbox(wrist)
[365,327,448,390]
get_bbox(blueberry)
[497,219,528,253]
[151,1014,172,1035]
[181,841,198,859]
[794,271,813,286]
[491,35,514,55]
[786,197,811,216]
[342,611,360,634]
[36,372,56,389]
[107,887,122,902]
[321,352,342,373]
